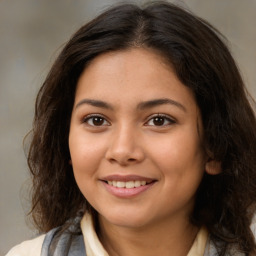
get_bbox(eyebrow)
[75,98,186,112]
[137,98,187,112]
[75,99,113,110]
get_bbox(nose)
[105,125,145,166]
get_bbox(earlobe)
[205,159,222,175]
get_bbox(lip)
[101,174,154,183]
[100,175,156,198]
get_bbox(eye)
[83,115,110,127]
[145,114,175,127]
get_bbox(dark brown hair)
[27,2,256,255]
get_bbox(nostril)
[105,143,145,165]
[128,158,136,162]
[108,157,137,166]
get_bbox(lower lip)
[102,181,155,198]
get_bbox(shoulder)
[204,215,256,256]
[250,213,256,236]
[5,234,46,256]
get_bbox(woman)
[7,2,256,256]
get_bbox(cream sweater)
[6,214,208,256]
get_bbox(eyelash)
[145,114,176,127]
[82,114,110,127]
[82,113,176,127]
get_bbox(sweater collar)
[80,213,208,256]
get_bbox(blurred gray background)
[0,0,255,254]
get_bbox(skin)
[69,48,212,256]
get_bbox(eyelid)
[144,113,176,126]
[82,113,110,126]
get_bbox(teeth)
[107,180,147,188]
[126,181,134,188]
[116,181,125,188]
[134,181,141,187]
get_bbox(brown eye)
[91,117,104,126]
[84,115,110,126]
[152,116,165,126]
[146,115,175,127]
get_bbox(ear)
[205,159,221,175]
[69,159,72,165]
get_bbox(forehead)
[75,48,197,111]
[80,48,171,83]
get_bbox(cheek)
[147,129,205,187]
[150,132,204,165]
[69,141,103,200]
[69,132,106,178]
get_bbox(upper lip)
[101,175,156,183]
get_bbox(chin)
[99,210,150,229]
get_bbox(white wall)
[1,0,255,254]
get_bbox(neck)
[97,215,199,256]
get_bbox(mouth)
[105,180,150,188]
[100,175,156,197]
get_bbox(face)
[69,48,207,229]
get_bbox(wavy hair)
[27,2,256,255]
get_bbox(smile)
[107,180,147,188]
[101,176,156,198]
